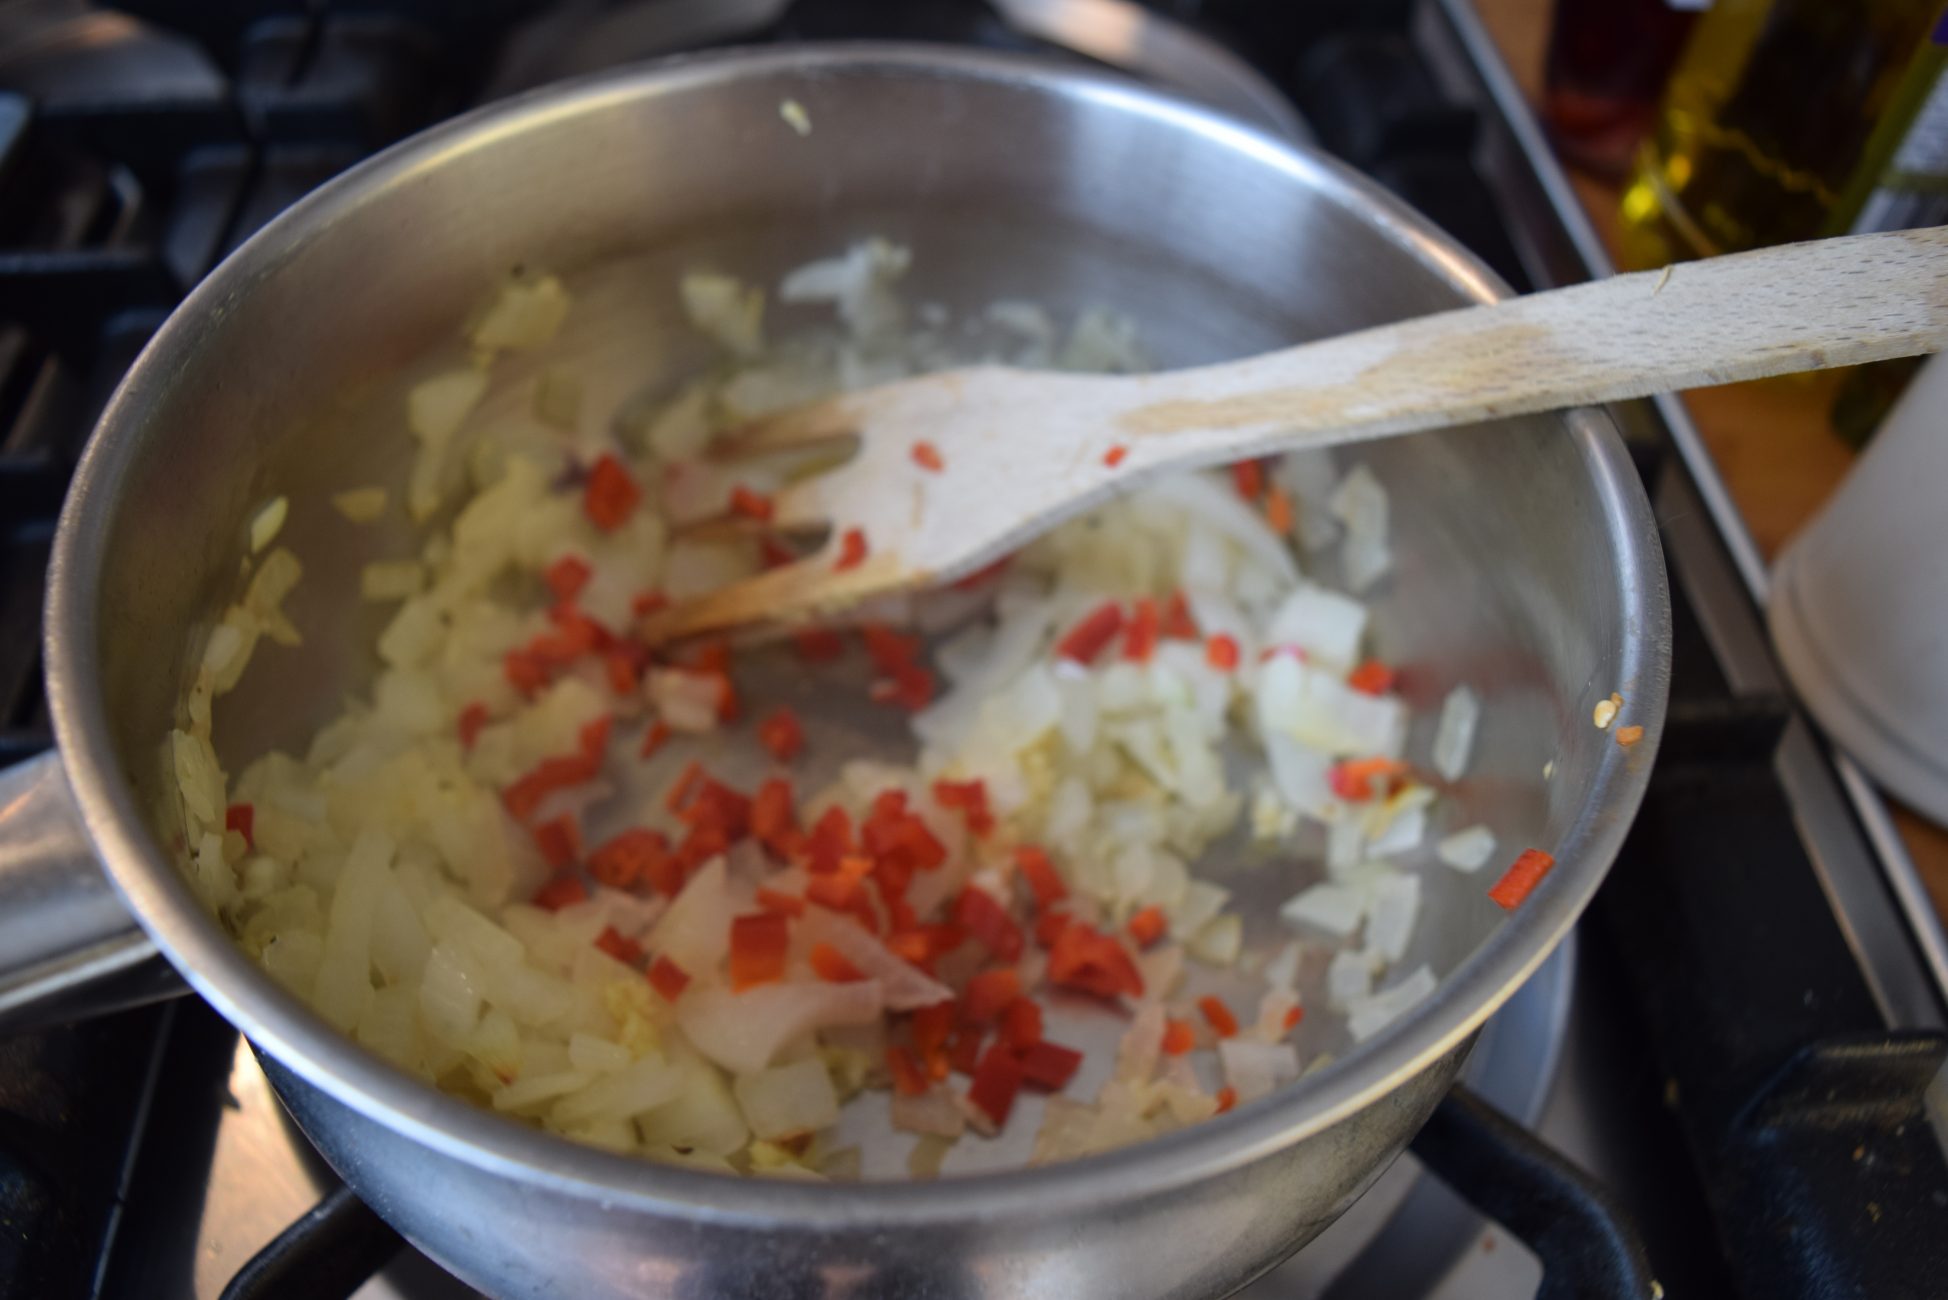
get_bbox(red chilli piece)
[1055,601,1125,665]
[1018,1040,1083,1091]
[647,955,690,1002]
[1046,921,1144,1000]
[224,803,254,850]
[632,589,669,618]
[1215,1086,1238,1114]
[1264,484,1294,536]
[1122,596,1160,663]
[967,1041,1026,1127]
[457,701,490,751]
[933,778,995,837]
[1198,995,1240,1039]
[809,943,868,983]
[755,887,807,918]
[835,528,869,571]
[1284,1005,1306,1032]
[1489,848,1557,911]
[1230,458,1265,502]
[594,926,643,966]
[998,997,1044,1049]
[953,887,1024,963]
[638,720,672,760]
[584,454,642,532]
[792,628,846,663]
[1205,633,1240,672]
[910,1002,956,1058]
[544,554,592,603]
[757,707,806,762]
[728,484,775,522]
[588,828,669,893]
[1102,444,1128,468]
[887,1044,930,1097]
[663,760,706,814]
[1346,659,1396,696]
[806,806,856,874]
[1161,1019,1197,1056]
[751,778,802,859]
[1328,757,1408,803]
[911,441,945,472]
[532,815,583,870]
[963,968,1022,1023]
[1014,845,1068,910]
[729,912,791,990]
[948,1025,986,1076]
[1033,909,1073,950]
[532,873,588,912]
[1126,905,1167,949]
[1161,590,1198,639]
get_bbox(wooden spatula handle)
[1112,225,1948,460]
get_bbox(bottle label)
[1852,71,1948,232]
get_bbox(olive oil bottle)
[1618,0,1940,270]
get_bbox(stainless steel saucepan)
[0,45,1668,1299]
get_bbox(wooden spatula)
[646,226,1948,641]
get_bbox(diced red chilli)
[632,589,668,618]
[792,628,846,662]
[584,454,641,531]
[1102,444,1128,468]
[1231,459,1264,501]
[1284,1006,1306,1032]
[728,485,774,522]
[1161,1020,1196,1055]
[532,816,582,870]
[1215,1086,1238,1114]
[1206,633,1240,671]
[594,926,643,966]
[967,1041,1025,1126]
[998,997,1043,1049]
[1014,845,1068,909]
[532,873,588,912]
[911,441,944,472]
[806,806,855,874]
[1346,659,1396,696]
[1264,484,1294,536]
[953,887,1024,963]
[1046,921,1144,999]
[963,968,1022,1022]
[225,803,254,850]
[949,1025,986,1075]
[932,778,994,837]
[809,943,868,983]
[663,760,706,814]
[587,828,666,892]
[910,1002,956,1058]
[457,701,490,751]
[835,528,869,571]
[1034,909,1072,950]
[757,707,805,762]
[1161,590,1198,639]
[1055,602,1125,665]
[729,912,791,990]
[1017,1041,1083,1091]
[1489,848,1557,911]
[545,554,592,602]
[638,720,672,760]
[647,955,690,1001]
[755,887,807,918]
[1126,905,1167,949]
[1328,757,1408,802]
[887,1044,930,1097]
[1198,996,1239,1039]
[1122,597,1160,662]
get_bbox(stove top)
[0,3,1943,1298]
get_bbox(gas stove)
[0,3,1943,1298]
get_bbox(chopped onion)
[1345,966,1437,1043]
[1432,685,1481,782]
[1437,824,1499,873]
[734,1057,840,1140]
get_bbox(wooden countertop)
[1472,0,1948,925]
